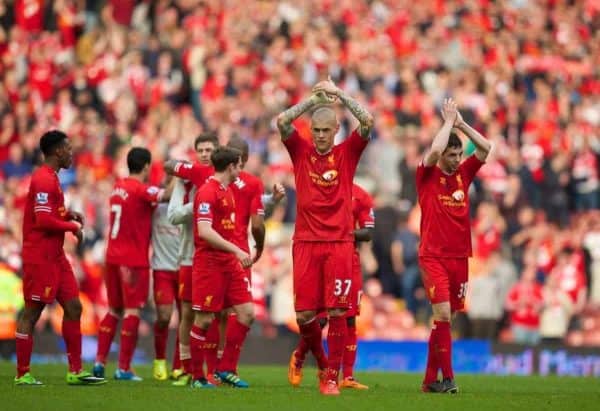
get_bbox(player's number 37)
[334,279,352,296]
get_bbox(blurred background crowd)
[0,0,599,352]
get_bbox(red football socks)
[294,335,310,368]
[326,316,347,381]
[219,319,250,373]
[96,313,119,364]
[118,315,140,371]
[190,325,207,380]
[342,323,357,379]
[154,322,168,360]
[298,318,328,369]
[205,318,220,374]
[15,332,33,378]
[62,319,82,373]
[424,323,440,384]
[434,320,454,380]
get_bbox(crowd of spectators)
[0,0,599,347]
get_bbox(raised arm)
[454,111,492,162]
[276,93,334,140]
[167,179,193,225]
[313,77,374,139]
[423,98,458,167]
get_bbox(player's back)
[229,170,264,252]
[22,165,68,262]
[106,177,160,267]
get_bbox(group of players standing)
[15,77,491,395]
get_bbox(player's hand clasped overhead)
[312,76,340,103]
[440,98,458,125]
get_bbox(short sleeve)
[195,188,215,224]
[250,179,265,217]
[415,161,435,189]
[174,162,213,187]
[342,129,368,172]
[356,192,375,229]
[32,174,58,214]
[282,129,309,164]
[140,184,163,203]
[460,155,485,187]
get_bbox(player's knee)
[433,310,451,322]
[238,311,254,327]
[109,307,124,318]
[156,307,172,326]
[327,308,346,318]
[346,316,356,328]
[295,311,317,325]
[194,313,213,330]
[63,299,83,320]
[18,306,43,329]
[235,305,255,326]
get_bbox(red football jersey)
[416,155,484,258]
[172,161,214,188]
[105,178,163,267]
[352,184,375,229]
[230,171,265,252]
[15,0,44,32]
[193,177,236,258]
[284,129,368,241]
[22,165,77,263]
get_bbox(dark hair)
[39,130,68,156]
[194,132,218,150]
[445,133,462,151]
[211,146,241,172]
[226,136,249,161]
[127,147,152,173]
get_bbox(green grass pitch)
[2,362,600,411]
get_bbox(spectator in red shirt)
[505,262,544,345]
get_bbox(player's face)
[58,139,73,169]
[227,157,242,183]
[440,147,462,174]
[196,142,216,166]
[311,118,338,154]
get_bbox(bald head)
[311,107,337,125]
[310,106,339,154]
[226,136,249,163]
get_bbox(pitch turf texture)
[2,363,599,411]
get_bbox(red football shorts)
[292,241,354,312]
[178,265,192,302]
[105,264,150,309]
[419,256,469,312]
[153,269,179,306]
[346,250,363,317]
[22,253,79,305]
[191,254,252,313]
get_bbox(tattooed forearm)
[338,92,374,139]
[277,97,317,139]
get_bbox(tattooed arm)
[313,78,374,139]
[276,93,333,140]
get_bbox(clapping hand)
[312,76,340,104]
[70,210,85,226]
[272,183,286,204]
[440,98,464,128]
